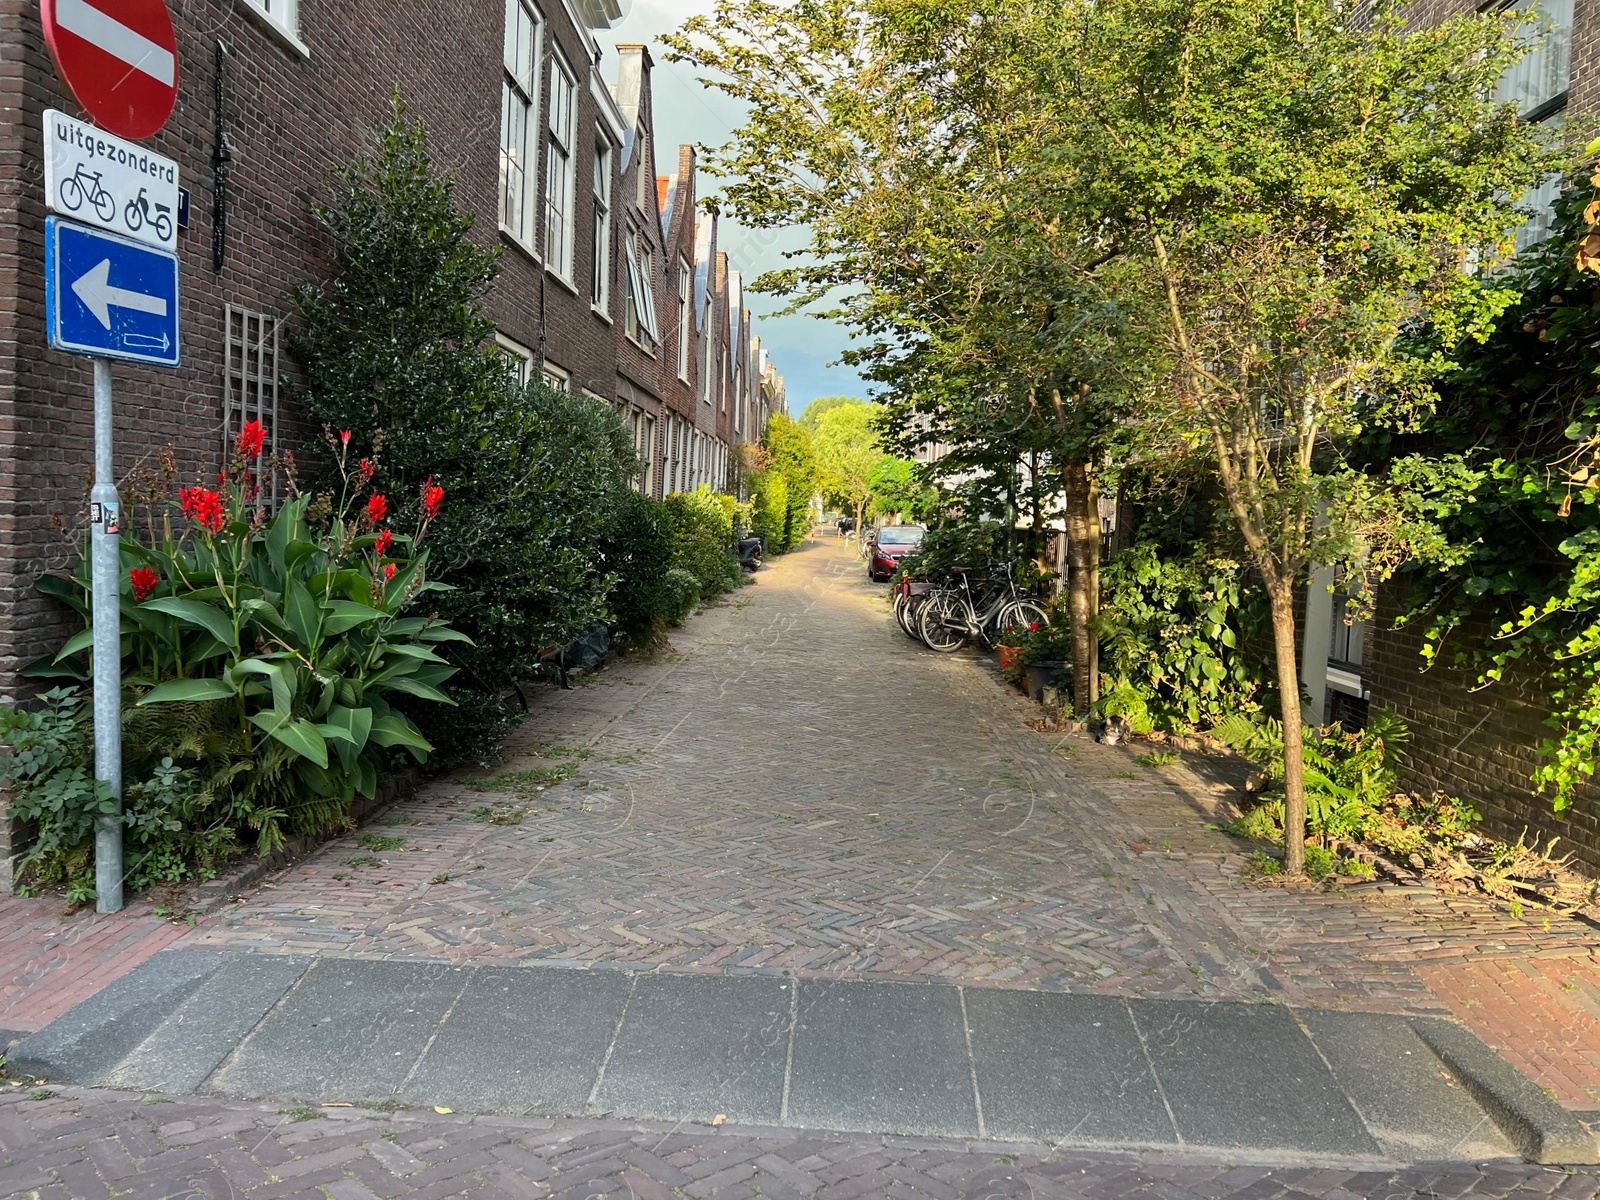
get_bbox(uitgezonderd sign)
[44,108,180,252]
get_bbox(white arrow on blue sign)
[45,215,180,367]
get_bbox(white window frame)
[237,0,308,55]
[677,258,691,382]
[544,49,578,282]
[542,361,571,391]
[500,0,544,251]
[624,229,660,351]
[496,333,536,387]
[591,137,612,314]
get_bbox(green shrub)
[749,467,788,552]
[666,486,735,596]
[25,424,465,887]
[1096,543,1271,732]
[602,490,679,641]
[289,105,638,759]
[661,567,702,626]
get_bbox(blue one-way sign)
[45,216,180,368]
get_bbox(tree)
[1071,0,1557,873]
[866,457,936,523]
[760,413,818,550]
[798,396,856,432]
[811,401,887,533]
[665,0,1157,715]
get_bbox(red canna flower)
[374,528,393,556]
[383,562,397,582]
[340,430,352,450]
[129,567,159,601]
[237,419,267,459]
[359,458,376,482]
[367,493,388,523]
[422,477,444,520]
[180,486,226,534]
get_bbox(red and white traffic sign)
[41,0,179,141]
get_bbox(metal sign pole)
[90,357,124,913]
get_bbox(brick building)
[0,0,783,887]
[1303,0,1600,873]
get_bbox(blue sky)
[602,0,870,416]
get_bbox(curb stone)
[1410,1016,1600,1164]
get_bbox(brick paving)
[0,1085,1595,1200]
[0,897,190,1034]
[1420,958,1600,1114]
[179,542,1597,1014]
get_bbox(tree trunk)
[1061,460,1101,717]
[1266,578,1307,877]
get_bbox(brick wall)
[1367,586,1600,876]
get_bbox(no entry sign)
[42,0,180,140]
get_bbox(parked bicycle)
[125,187,174,241]
[916,563,1048,653]
[58,164,117,223]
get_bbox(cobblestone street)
[177,538,1600,1107]
[6,536,1600,1198]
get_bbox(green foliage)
[0,689,241,899]
[1093,678,1155,733]
[601,490,680,642]
[1211,710,1413,841]
[759,415,817,550]
[28,428,464,881]
[894,522,1007,583]
[1008,623,1073,667]
[1388,176,1600,814]
[666,486,736,596]
[809,400,886,528]
[290,103,639,759]
[748,466,789,552]
[866,457,937,523]
[661,567,703,626]
[1096,543,1272,732]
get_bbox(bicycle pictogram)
[57,164,117,223]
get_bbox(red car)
[868,525,926,581]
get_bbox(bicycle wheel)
[93,189,116,223]
[59,177,84,213]
[893,589,913,636]
[997,599,1049,638]
[919,592,969,653]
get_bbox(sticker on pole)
[44,110,180,250]
[46,216,180,367]
[41,0,180,141]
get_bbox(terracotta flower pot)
[997,644,1022,671]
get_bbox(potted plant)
[1013,623,1073,704]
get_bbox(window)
[225,305,280,508]
[591,140,611,310]
[496,333,535,386]
[638,412,656,494]
[542,362,570,391]
[544,51,577,280]
[623,230,659,351]
[677,259,691,382]
[1499,0,1572,249]
[240,0,302,45]
[500,0,543,247]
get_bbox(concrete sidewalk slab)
[13,949,1597,1165]
[594,973,789,1124]
[789,978,978,1137]
[206,958,467,1102]
[964,988,1174,1145]
[401,965,632,1115]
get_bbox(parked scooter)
[736,530,765,570]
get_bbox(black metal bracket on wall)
[212,40,231,272]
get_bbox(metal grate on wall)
[224,304,280,508]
